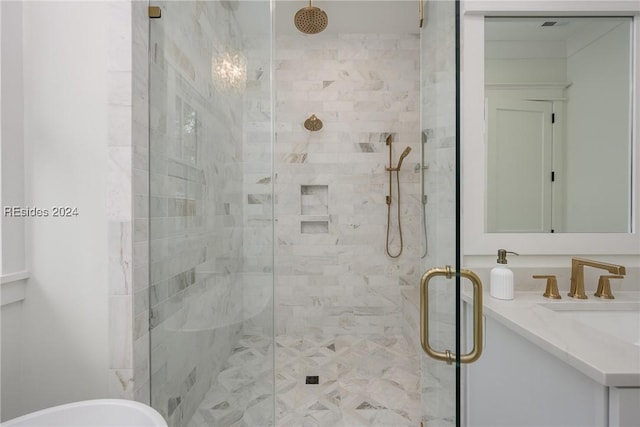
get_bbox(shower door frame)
[418,0,466,425]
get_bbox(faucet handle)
[594,275,624,299]
[533,275,561,299]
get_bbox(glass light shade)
[211,49,247,93]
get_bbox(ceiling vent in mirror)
[541,21,569,27]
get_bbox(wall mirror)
[462,12,639,255]
[485,16,633,234]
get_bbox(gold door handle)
[420,266,484,364]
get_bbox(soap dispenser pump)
[490,249,518,300]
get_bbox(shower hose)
[386,168,403,258]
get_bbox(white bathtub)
[2,399,167,427]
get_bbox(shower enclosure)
[147,1,274,425]
[147,1,461,426]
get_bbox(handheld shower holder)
[384,134,412,258]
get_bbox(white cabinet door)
[465,304,608,426]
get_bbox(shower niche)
[300,184,329,234]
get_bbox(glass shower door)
[419,1,476,425]
[147,2,274,426]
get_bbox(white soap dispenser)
[490,249,518,300]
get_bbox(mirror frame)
[461,1,640,255]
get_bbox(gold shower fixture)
[294,0,328,34]
[385,134,412,258]
[304,114,323,131]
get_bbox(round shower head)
[294,1,328,34]
[304,114,323,131]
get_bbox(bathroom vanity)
[456,3,640,426]
[464,292,640,426]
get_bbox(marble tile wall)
[107,0,135,401]
[274,33,421,339]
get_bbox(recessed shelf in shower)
[301,185,329,233]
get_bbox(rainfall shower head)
[397,146,412,170]
[294,0,328,34]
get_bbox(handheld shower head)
[397,146,412,170]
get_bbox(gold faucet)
[594,275,624,299]
[568,258,626,299]
[533,275,561,299]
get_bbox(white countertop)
[469,291,640,387]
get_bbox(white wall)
[0,2,26,278]
[1,2,114,419]
[565,22,631,232]
[485,58,566,84]
[0,0,26,420]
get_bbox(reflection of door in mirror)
[484,17,632,233]
[487,94,554,232]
